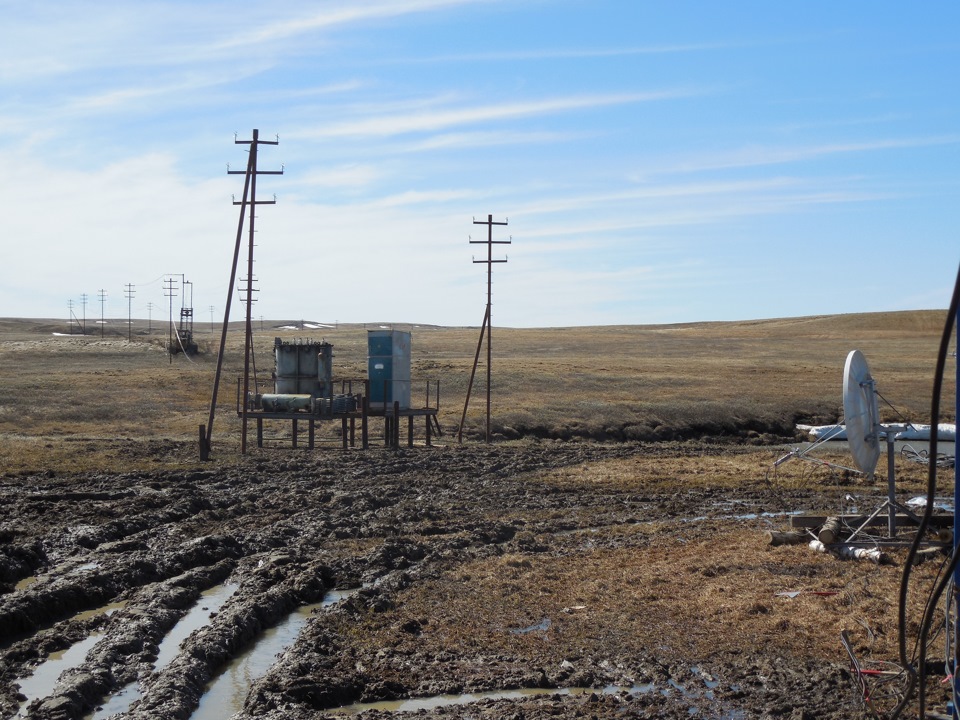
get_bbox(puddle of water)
[93,583,359,720]
[691,664,720,689]
[732,510,804,521]
[329,685,652,715]
[0,600,127,654]
[190,588,360,720]
[14,633,103,716]
[905,495,955,513]
[510,618,551,635]
[682,509,804,524]
[154,583,239,671]
[89,680,138,720]
[73,601,127,624]
[86,584,240,720]
[10,561,98,596]
[320,588,361,607]
[14,576,38,592]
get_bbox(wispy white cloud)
[387,42,739,65]
[669,135,960,173]
[297,90,697,139]
[400,129,587,152]
[291,164,384,190]
[498,260,714,327]
[513,177,802,216]
[64,72,242,113]
[508,180,890,245]
[0,4,221,80]
[775,113,907,134]
[213,0,489,50]
[377,189,480,207]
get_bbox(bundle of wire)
[888,259,960,720]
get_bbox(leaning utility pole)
[124,283,135,342]
[203,129,282,459]
[459,215,509,444]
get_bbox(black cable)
[890,260,960,719]
[875,389,915,426]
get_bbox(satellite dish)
[843,349,881,475]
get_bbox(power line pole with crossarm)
[459,215,510,444]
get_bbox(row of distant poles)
[67,291,113,338]
[67,278,198,353]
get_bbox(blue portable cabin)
[367,330,411,409]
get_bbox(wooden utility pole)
[124,283,135,341]
[80,293,88,334]
[164,277,177,363]
[459,215,509,443]
[203,129,282,459]
[98,289,107,338]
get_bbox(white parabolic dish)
[842,349,881,475]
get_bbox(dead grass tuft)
[336,526,943,671]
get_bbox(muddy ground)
[0,440,952,720]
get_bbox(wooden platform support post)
[308,419,315,450]
[292,418,298,448]
[408,415,414,447]
[341,417,349,450]
[257,417,263,448]
[361,396,369,450]
[393,401,401,448]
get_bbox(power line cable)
[889,259,960,719]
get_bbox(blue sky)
[1,1,957,328]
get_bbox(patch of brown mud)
[0,442,948,719]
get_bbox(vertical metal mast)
[469,215,509,443]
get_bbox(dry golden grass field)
[0,310,954,472]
